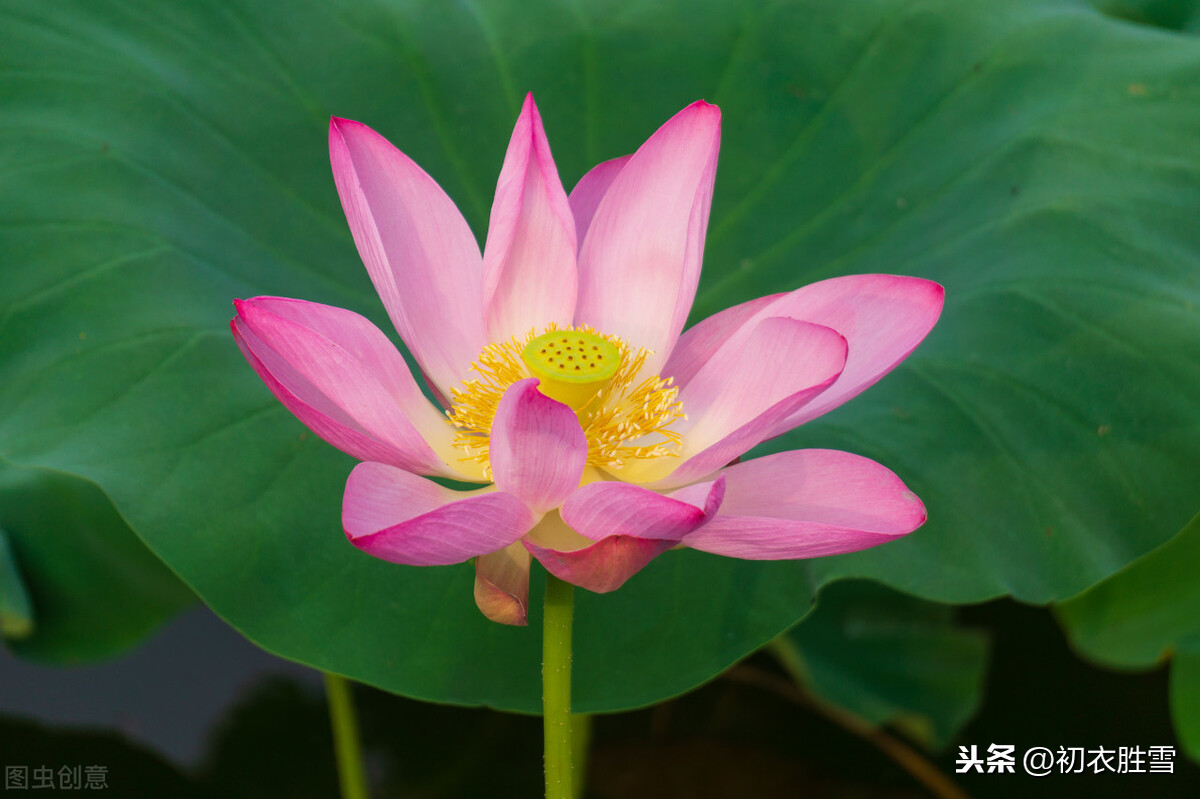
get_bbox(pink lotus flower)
[232,95,943,626]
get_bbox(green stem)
[543,572,575,799]
[324,672,369,799]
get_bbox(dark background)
[2,599,1196,798]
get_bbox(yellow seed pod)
[520,329,620,409]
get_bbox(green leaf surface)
[1056,512,1200,761]
[1056,511,1200,669]
[2,0,1199,710]
[780,580,988,750]
[0,466,194,662]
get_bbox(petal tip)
[904,489,929,529]
[929,280,947,315]
[525,536,676,594]
[329,117,376,149]
[683,99,722,128]
[474,544,532,626]
[474,579,529,626]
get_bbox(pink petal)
[567,155,630,248]
[729,275,944,437]
[657,318,847,486]
[525,479,722,593]
[524,536,676,594]
[682,449,926,559]
[661,292,785,390]
[343,462,536,566]
[482,94,577,342]
[329,118,486,395]
[474,542,532,626]
[561,477,724,541]
[574,101,720,372]
[489,379,588,513]
[232,297,464,477]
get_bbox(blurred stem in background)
[324,672,368,799]
[766,637,970,799]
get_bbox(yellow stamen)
[446,324,684,478]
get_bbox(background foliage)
[2,2,1199,761]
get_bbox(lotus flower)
[231,95,943,626]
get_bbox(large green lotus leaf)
[0,465,194,662]
[1056,512,1200,759]
[779,580,988,750]
[1056,511,1200,669]
[2,0,1199,711]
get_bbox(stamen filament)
[446,324,684,478]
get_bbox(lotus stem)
[324,671,369,799]
[543,572,575,799]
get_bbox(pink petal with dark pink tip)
[343,462,536,566]
[682,449,926,559]
[489,379,588,513]
[650,318,847,487]
[574,102,720,372]
[679,318,846,445]
[329,117,486,395]
[567,155,630,248]
[527,478,723,593]
[717,275,944,437]
[661,292,785,390]
[233,318,404,468]
[482,94,577,342]
[232,297,464,477]
[524,536,677,594]
[474,542,532,626]
[561,477,724,541]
